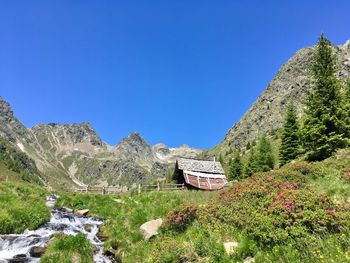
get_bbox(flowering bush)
[341,166,350,182]
[166,204,198,231]
[204,169,350,245]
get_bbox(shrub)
[166,204,198,231]
[341,166,350,182]
[205,170,350,246]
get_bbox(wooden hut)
[174,158,227,190]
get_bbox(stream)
[0,195,113,263]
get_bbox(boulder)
[96,230,108,241]
[223,241,238,255]
[84,224,93,232]
[75,209,89,216]
[104,247,116,258]
[62,207,73,213]
[244,256,255,263]
[140,218,163,240]
[9,254,28,263]
[29,246,47,257]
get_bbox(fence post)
[157,182,160,192]
[86,185,88,193]
[102,186,105,195]
[138,184,141,194]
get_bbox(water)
[0,195,113,262]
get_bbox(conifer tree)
[302,34,347,161]
[229,152,243,180]
[256,134,275,171]
[279,103,300,166]
[244,148,258,177]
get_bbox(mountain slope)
[213,39,350,153]
[0,96,202,190]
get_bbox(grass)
[0,180,50,234]
[56,190,217,262]
[40,233,94,263]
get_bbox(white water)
[0,195,113,262]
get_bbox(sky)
[1,1,350,149]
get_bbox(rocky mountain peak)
[213,38,350,153]
[114,132,154,161]
[0,96,32,144]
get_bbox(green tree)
[244,148,258,177]
[279,103,300,166]
[302,34,348,161]
[256,134,275,171]
[228,152,243,180]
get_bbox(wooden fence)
[74,183,185,195]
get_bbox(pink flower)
[277,193,284,200]
[325,209,335,213]
[273,182,280,188]
[283,181,290,188]
[274,221,279,225]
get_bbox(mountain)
[213,39,350,153]
[0,96,203,190]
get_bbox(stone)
[84,224,93,232]
[29,246,47,257]
[104,247,116,258]
[9,254,28,263]
[223,241,239,255]
[96,230,108,241]
[244,256,255,263]
[75,209,89,216]
[140,218,163,240]
[62,207,73,213]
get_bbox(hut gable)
[175,158,227,190]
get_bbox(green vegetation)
[56,190,216,262]
[147,150,350,263]
[40,233,93,263]
[0,139,43,185]
[228,152,243,180]
[302,34,349,161]
[0,181,49,234]
[244,134,275,176]
[279,103,300,166]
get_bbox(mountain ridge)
[0,96,203,190]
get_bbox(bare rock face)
[140,218,163,240]
[214,39,350,152]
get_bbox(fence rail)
[74,183,185,195]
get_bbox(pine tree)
[302,34,348,161]
[342,80,350,139]
[279,103,300,166]
[229,152,243,180]
[244,149,258,177]
[256,134,275,171]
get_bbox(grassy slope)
[56,191,217,262]
[54,149,350,263]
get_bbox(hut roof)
[177,158,225,174]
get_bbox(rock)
[62,207,73,213]
[84,224,93,232]
[96,230,108,241]
[75,209,89,216]
[29,246,47,257]
[244,256,255,263]
[9,254,28,263]
[104,247,116,258]
[140,218,163,240]
[223,241,238,255]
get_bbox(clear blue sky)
[1,1,349,149]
